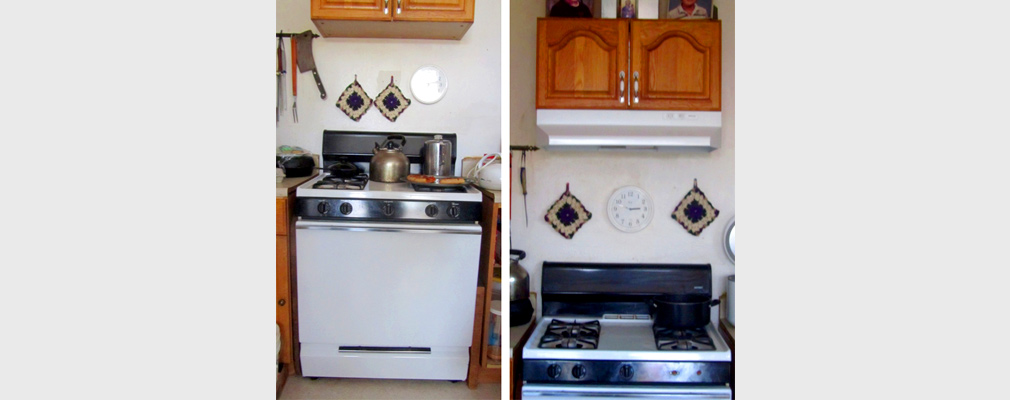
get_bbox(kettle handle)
[375,135,408,151]
[510,249,526,260]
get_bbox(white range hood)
[536,109,722,151]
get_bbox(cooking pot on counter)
[650,294,720,330]
[370,135,409,183]
[510,249,534,327]
[276,154,314,178]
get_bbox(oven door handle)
[296,219,482,234]
[522,384,731,399]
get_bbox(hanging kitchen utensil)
[294,30,326,100]
[374,76,411,122]
[276,34,286,122]
[291,37,298,123]
[671,179,720,236]
[521,150,528,227]
[544,183,592,239]
[335,75,372,121]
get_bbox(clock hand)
[628,207,641,211]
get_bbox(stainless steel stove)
[522,262,732,399]
[294,131,484,381]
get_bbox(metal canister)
[422,135,452,176]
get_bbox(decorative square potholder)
[544,183,593,239]
[374,76,411,122]
[671,179,720,236]
[335,75,372,121]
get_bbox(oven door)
[295,220,482,378]
[521,384,732,400]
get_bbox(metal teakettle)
[369,135,409,182]
[510,249,534,326]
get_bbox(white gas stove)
[521,262,733,399]
[294,131,484,381]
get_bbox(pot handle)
[386,135,407,149]
[710,299,721,307]
[509,249,526,260]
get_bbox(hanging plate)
[409,65,448,105]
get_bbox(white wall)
[276,1,502,171]
[509,0,735,322]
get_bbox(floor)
[279,375,501,400]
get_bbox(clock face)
[607,186,654,233]
[410,65,448,104]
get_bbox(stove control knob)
[339,202,353,215]
[425,204,439,217]
[381,202,395,216]
[447,205,460,218]
[619,364,635,380]
[317,202,329,215]
[546,364,562,379]
[572,364,587,379]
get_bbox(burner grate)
[313,173,369,190]
[653,325,715,351]
[539,319,601,349]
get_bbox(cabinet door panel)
[632,20,721,110]
[312,0,391,21]
[395,0,473,22]
[277,235,292,369]
[537,19,628,109]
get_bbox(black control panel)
[523,360,730,384]
[297,198,482,223]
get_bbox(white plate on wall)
[410,65,448,105]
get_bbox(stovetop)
[297,173,482,202]
[523,316,731,362]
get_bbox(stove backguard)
[320,130,457,175]
[540,262,713,317]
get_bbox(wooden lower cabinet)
[467,188,502,388]
[276,196,297,397]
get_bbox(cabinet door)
[277,235,292,369]
[311,0,392,21]
[394,0,473,22]
[537,19,629,109]
[631,20,721,110]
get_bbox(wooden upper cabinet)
[537,19,628,109]
[312,0,391,21]
[395,0,473,22]
[631,20,720,110]
[310,0,473,39]
[536,18,721,111]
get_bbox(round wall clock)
[607,186,654,233]
[409,65,448,104]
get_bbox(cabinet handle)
[397,0,402,14]
[384,0,389,14]
[278,299,286,306]
[633,71,640,104]
[618,71,626,104]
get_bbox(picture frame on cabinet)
[663,0,712,20]
[618,0,638,18]
[547,0,596,18]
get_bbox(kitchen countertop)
[276,171,318,197]
[509,293,537,360]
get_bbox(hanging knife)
[294,31,326,100]
[277,35,286,122]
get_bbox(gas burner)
[653,325,715,351]
[313,173,369,190]
[538,319,601,349]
